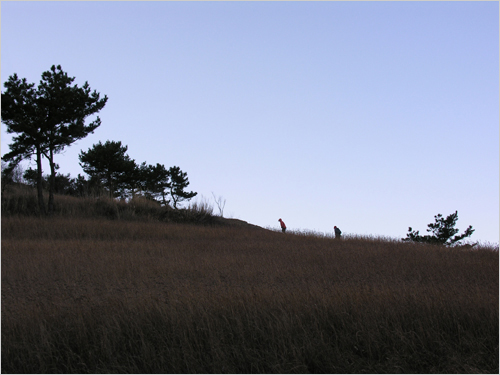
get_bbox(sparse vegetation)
[1,186,498,373]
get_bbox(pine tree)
[403,211,475,246]
[2,65,107,214]
[168,166,197,209]
[139,163,171,205]
[79,140,136,198]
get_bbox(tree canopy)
[79,140,136,199]
[1,65,107,214]
[79,141,196,208]
[168,166,197,209]
[403,211,475,246]
[138,162,171,205]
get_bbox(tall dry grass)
[2,214,498,373]
[1,184,220,224]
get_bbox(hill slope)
[2,211,498,373]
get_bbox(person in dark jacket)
[279,218,287,233]
[334,226,342,239]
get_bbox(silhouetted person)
[334,226,342,239]
[279,218,287,233]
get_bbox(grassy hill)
[2,186,498,373]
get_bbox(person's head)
[279,218,282,222]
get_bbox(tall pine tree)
[2,65,107,214]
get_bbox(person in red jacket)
[278,218,287,233]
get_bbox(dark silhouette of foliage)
[79,140,136,198]
[1,160,24,195]
[79,141,197,207]
[22,167,89,197]
[403,211,475,246]
[72,174,94,197]
[168,166,197,209]
[1,75,45,213]
[23,167,45,189]
[1,65,107,214]
[138,162,171,205]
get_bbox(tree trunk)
[36,147,46,216]
[47,148,55,215]
[107,171,113,198]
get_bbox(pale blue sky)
[1,1,498,244]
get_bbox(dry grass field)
[1,192,498,373]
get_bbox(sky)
[1,1,498,244]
